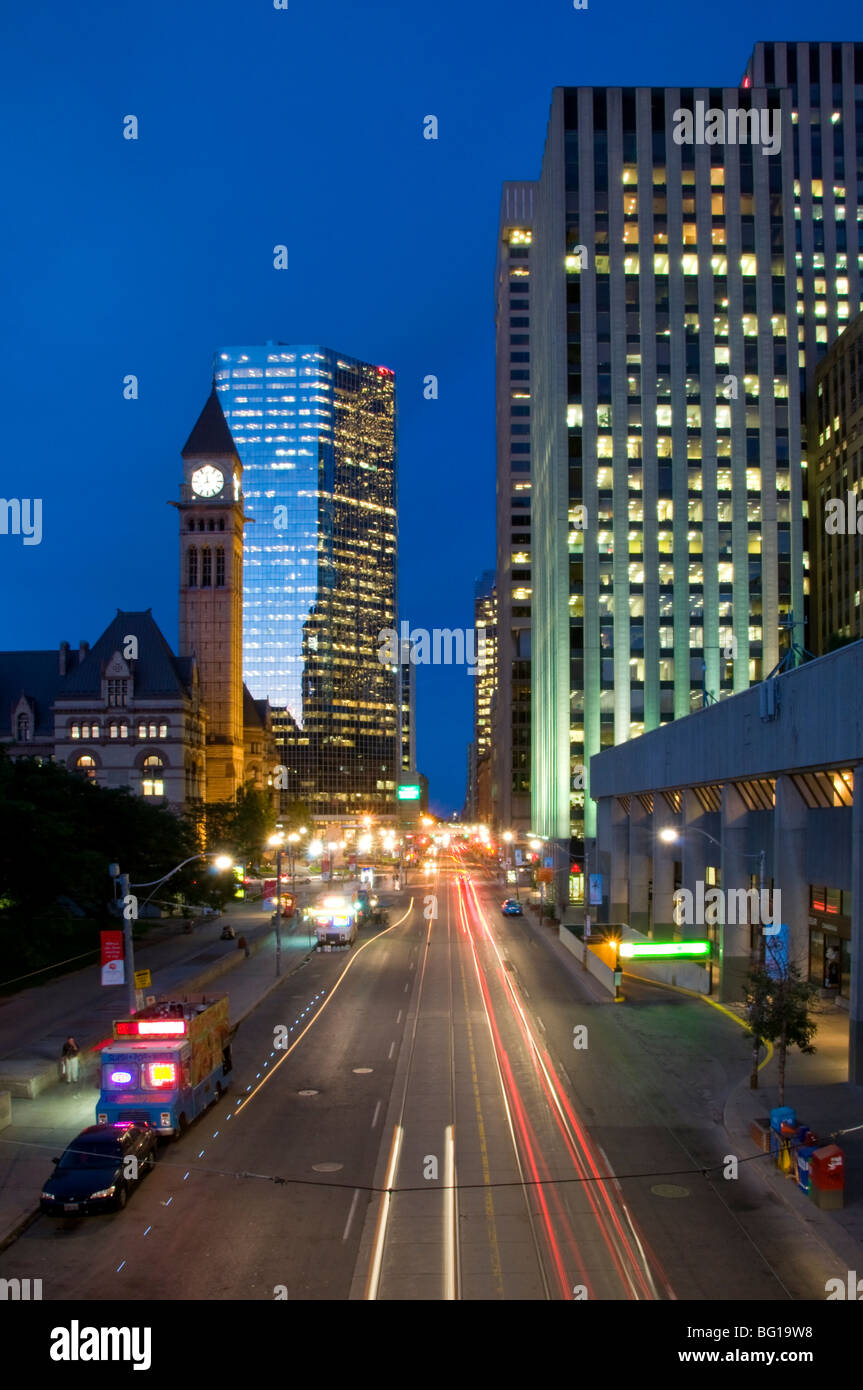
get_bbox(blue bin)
[796,1145,817,1193]
[770,1106,796,1133]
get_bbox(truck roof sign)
[115,1019,187,1038]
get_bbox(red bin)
[809,1144,844,1190]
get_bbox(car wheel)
[115,1183,127,1210]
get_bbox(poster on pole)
[588,873,603,906]
[765,923,789,980]
[100,930,125,986]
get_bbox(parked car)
[501,898,523,916]
[40,1122,157,1215]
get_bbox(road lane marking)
[387,1040,395,1060]
[396,1010,402,1024]
[342,1188,361,1242]
[364,1124,403,1300]
[371,1100,382,1128]
[443,1123,457,1301]
[456,893,505,1299]
[234,902,414,1113]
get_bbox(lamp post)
[268,831,285,976]
[110,851,232,1014]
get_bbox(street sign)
[537,868,553,884]
[397,784,421,801]
[543,856,553,869]
[133,969,151,989]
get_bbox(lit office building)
[493,183,535,835]
[214,344,399,816]
[530,82,806,878]
[530,44,863,892]
[470,572,498,823]
[808,307,863,653]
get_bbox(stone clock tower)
[174,386,247,803]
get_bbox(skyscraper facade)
[528,44,863,892]
[214,344,399,817]
[493,183,535,836]
[808,307,863,653]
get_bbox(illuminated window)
[142,755,165,798]
[76,755,96,782]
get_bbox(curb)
[0,938,317,1254]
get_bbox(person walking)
[237,934,250,959]
[61,1037,80,1085]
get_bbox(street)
[0,859,842,1300]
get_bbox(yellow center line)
[235,899,415,1114]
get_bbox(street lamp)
[658,825,766,900]
[658,825,767,978]
[110,851,233,1014]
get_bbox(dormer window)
[107,679,128,707]
[16,713,31,742]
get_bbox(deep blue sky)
[1,1,860,815]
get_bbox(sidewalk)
[722,999,863,1273]
[522,903,863,1274]
[0,904,318,1251]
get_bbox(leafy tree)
[744,954,818,1102]
[0,749,211,981]
[200,784,277,868]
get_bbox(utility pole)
[272,843,283,977]
[109,864,138,1015]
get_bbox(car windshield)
[58,1143,122,1170]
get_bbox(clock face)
[191,465,224,498]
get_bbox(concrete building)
[808,306,863,653]
[589,641,863,1079]
[526,42,863,904]
[493,183,535,836]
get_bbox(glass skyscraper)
[214,344,399,816]
[527,42,863,876]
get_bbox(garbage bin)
[809,1144,845,1210]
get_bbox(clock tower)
[175,386,247,803]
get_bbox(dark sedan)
[40,1122,157,1215]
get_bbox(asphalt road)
[0,859,840,1300]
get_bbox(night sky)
[2,1,860,815]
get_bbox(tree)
[200,784,277,867]
[744,955,817,1102]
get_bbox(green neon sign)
[397,784,421,801]
[619,940,710,960]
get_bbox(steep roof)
[181,386,239,460]
[0,650,82,735]
[61,611,194,698]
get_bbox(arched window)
[218,518,225,531]
[215,547,225,586]
[188,546,198,587]
[207,519,215,532]
[109,721,129,739]
[16,713,31,742]
[187,518,195,531]
[76,755,96,782]
[142,754,165,797]
[201,547,212,586]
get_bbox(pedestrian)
[61,1036,80,1085]
[237,934,250,959]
